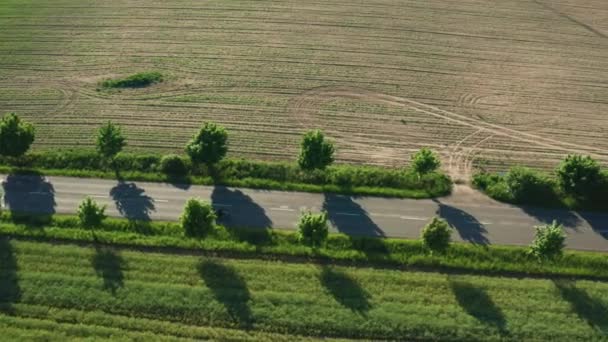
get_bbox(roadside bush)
[77,197,106,228]
[505,166,554,203]
[180,198,216,237]
[421,217,452,253]
[101,72,163,88]
[297,211,329,247]
[0,113,35,158]
[411,148,440,176]
[160,155,189,175]
[556,154,602,198]
[529,221,566,260]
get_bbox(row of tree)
[78,195,566,260]
[0,113,442,175]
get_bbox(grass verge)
[1,212,607,280]
[2,239,608,341]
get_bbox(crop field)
[2,239,608,340]
[1,0,607,178]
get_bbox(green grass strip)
[1,212,607,280]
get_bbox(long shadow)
[319,265,371,314]
[91,247,125,295]
[198,259,253,329]
[553,280,608,333]
[520,206,581,231]
[110,181,155,221]
[577,211,608,239]
[0,237,20,313]
[449,278,508,334]
[323,193,385,237]
[434,200,489,245]
[211,187,272,229]
[2,174,56,222]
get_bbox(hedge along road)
[2,174,608,252]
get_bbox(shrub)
[297,211,329,247]
[505,166,553,202]
[529,221,566,260]
[96,121,126,160]
[77,197,107,228]
[298,130,334,170]
[160,155,189,175]
[556,154,602,198]
[186,122,228,165]
[101,72,163,88]
[421,217,452,253]
[180,198,216,237]
[411,148,441,176]
[0,113,35,158]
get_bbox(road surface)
[2,174,608,251]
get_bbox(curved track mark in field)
[288,86,608,168]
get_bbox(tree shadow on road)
[319,265,371,315]
[520,205,581,230]
[0,237,20,313]
[91,246,125,295]
[449,278,508,335]
[323,193,385,237]
[110,181,155,221]
[211,187,272,229]
[2,174,56,225]
[198,259,253,329]
[553,279,608,333]
[434,199,489,245]
[576,211,608,239]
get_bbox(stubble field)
[1,0,607,179]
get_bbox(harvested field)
[1,0,607,178]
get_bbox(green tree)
[297,211,329,247]
[77,197,107,228]
[0,113,35,158]
[421,217,452,253]
[556,154,601,198]
[411,148,440,176]
[298,130,334,170]
[96,121,126,160]
[186,122,228,165]
[529,220,565,260]
[180,198,216,237]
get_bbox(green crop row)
[2,239,607,341]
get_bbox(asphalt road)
[2,174,608,251]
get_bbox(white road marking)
[335,212,360,216]
[90,195,108,199]
[271,207,295,212]
[155,199,169,203]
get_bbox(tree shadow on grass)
[110,181,155,221]
[198,259,253,329]
[2,174,56,226]
[0,237,20,313]
[434,200,489,245]
[449,278,508,335]
[553,280,608,333]
[91,246,125,295]
[319,265,371,315]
